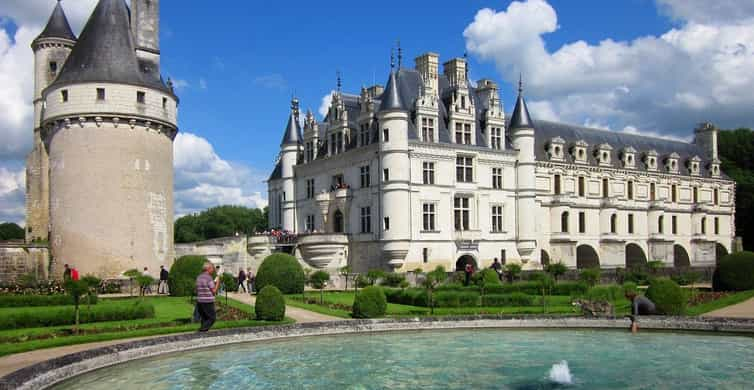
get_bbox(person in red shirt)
[70,266,80,281]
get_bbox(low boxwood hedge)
[434,291,480,308]
[0,294,98,308]
[0,300,155,329]
[481,292,536,307]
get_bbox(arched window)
[658,215,664,234]
[700,217,706,235]
[561,211,569,233]
[610,214,617,233]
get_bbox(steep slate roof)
[272,64,718,180]
[35,1,77,42]
[280,111,302,145]
[379,70,404,111]
[49,0,170,93]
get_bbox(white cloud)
[198,78,208,90]
[0,166,25,224]
[173,133,267,217]
[656,0,754,25]
[318,90,335,119]
[171,79,189,90]
[253,73,288,91]
[464,0,754,137]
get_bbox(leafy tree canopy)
[0,222,24,241]
[174,205,268,243]
[719,128,754,250]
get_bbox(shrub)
[255,253,305,294]
[0,294,97,308]
[366,269,385,286]
[545,262,568,281]
[671,271,701,286]
[624,270,650,285]
[551,282,588,296]
[255,285,285,321]
[0,300,154,329]
[622,282,638,295]
[168,255,207,297]
[355,274,370,288]
[309,270,330,304]
[220,272,238,293]
[381,272,406,287]
[352,286,387,318]
[481,292,536,307]
[434,291,480,307]
[714,251,754,292]
[474,269,502,287]
[504,263,522,282]
[579,268,601,287]
[646,278,686,315]
[581,285,624,303]
[486,282,540,295]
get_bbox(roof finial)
[518,73,523,95]
[397,39,402,69]
[390,47,395,70]
[336,70,342,93]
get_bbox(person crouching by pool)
[625,291,656,334]
[196,262,220,332]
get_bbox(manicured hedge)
[0,294,97,308]
[385,288,429,307]
[434,291,479,308]
[352,286,387,318]
[0,301,155,329]
[714,251,754,292]
[255,285,285,321]
[646,278,686,315]
[481,292,536,307]
[255,253,305,294]
[581,285,624,302]
[169,255,207,297]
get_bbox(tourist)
[196,262,219,332]
[158,265,169,294]
[142,267,152,295]
[247,268,255,293]
[237,268,247,292]
[216,265,224,295]
[491,258,503,281]
[464,262,474,286]
[625,291,656,333]
[63,264,71,281]
[70,265,79,281]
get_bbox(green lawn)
[0,296,292,358]
[686,290,754,316]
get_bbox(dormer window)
[547,137,565,161]
[644,150,658,171]
[571,140,588,164]
[595,143,613,166]
[710,159,721,177]
[621,147,636,169]
[665,152,680,174]
[688,155,701,176]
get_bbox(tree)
[339,265,351,291]
[719,128,754,250]
[136,275,155,297]
[174,205,268,243]
[423,266,447,315]
[0,222,24,240]
[64,279,89,334]
[504,263,522,282]
[80,275,101,311]
[647,260,664,277]
[309,271,330,304]
[124,269,142,297]
[579,268,601,287]
[366,269,385,286]
[545,262,568,282]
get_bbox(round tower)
[279,98,303,232]
[41,0,178,278]
[26,1,77,242]
[378,66,411,269]
[510,78,538,266]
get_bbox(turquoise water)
[54,329,754,389]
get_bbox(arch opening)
[576,244,600,269]
[541,250,551,266]
[673,244,690,268]
[625,243,647,270]
[715,243,728,264]
[455,255,477,272]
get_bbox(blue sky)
[2,0,754,223]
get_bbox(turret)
[694,122,721,177]
[131,0,161,75]
[26,1,77,242]
[510,78,537,265]
[378,60,411,269]
[279,98,303,232]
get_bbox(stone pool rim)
[2,315,754,390]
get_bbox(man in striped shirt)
[196,262,219,332]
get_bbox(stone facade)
[268,50,736,273]
[0,244,50,285]
[175,236,252,276]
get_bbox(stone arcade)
[264,51,736,273]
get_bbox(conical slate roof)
[509,90,533,131]
[379,70,404,112]
[280,111,302,145]
[35,1,77,42]
[49,0,170,93]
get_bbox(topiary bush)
[646,278,686,315]
[255,285,285,321]
[255,253,305,294]
[352,286,387,318]
[713,251,754,292]
[168,255,207,297]
[474,269,502,287]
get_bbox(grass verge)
[686,290,754,316]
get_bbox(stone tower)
[510,79,537,266]
[278,98,303,232]
[26,1,78,243]
[378,65,411,269]
[37,0,178,278]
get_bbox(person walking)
[491,258,503,281]
[158,265,169,294]
[63,264,72,281]
[196,262,219,332]
[70,265,79,281]
[247,268,255,293]
[216,265,224,295]
[464,262,474,286]
[237,269,247,292]
[142,267,153,295]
